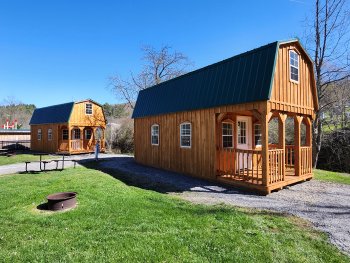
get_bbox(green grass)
[314,169,350,185]
[0,153,52,166]
[0,167,348,262]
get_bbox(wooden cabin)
[30,99,106,154]
[132,39,318,194]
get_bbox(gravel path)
[98,156,350,256]
[0,153,124,175]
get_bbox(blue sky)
[0,0,314,107]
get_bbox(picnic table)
[25,153,77,172]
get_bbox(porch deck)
[216,146,313,194]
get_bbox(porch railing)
[217,148,262,184]
[300,146,312,175]
[268,148,285,184]
[71,140,82,151]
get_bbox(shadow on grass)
[79,157,263,196]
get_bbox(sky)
[0,0,315,108]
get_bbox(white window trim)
[48,129,52,141]
[237,120,247,145]
[222,121,234,148]
[85,103,93,115]
[180,122,191,148]
[37,129,42,141]
[254,123,262,148]
[289,50,299,84]
[151,124,159,146]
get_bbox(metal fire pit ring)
[46,192,77,211]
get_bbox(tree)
[304,0,350,167]
[111,45,192,109]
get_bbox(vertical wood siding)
[270,43,316,115]
[134,102,265,179]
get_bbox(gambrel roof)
[132,39,315,118]
[29,99,100,125]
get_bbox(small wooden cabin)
[132,39,318,194]
[30,99,106,154]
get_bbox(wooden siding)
[30,124,59,153]
[134,102,266,180]
[69,101,106,128]
[269,43,317,116]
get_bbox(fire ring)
[46,192,77,211]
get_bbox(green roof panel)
[132,41,280,118]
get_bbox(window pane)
[223,136,233,148]
[181,135,191,147]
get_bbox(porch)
[215,110,313,194]
[58,125,105,154]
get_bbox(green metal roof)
[132,40,290,118]
[29,102,74,125]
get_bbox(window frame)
[237,120,247,145]
[37,129,42,141]
[254,123,262,147]
[72,128,81,140]
[48,128,53,141]
[85,129,92,140]
[289,50,299,83]
[180,122,191,148]
[85,103,93,115]
[222,121,234,148]
[151,124,159,146]
[62,129,69,140]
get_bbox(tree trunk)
[313,112,323,168]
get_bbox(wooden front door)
[236,116,252,170]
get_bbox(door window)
[237,121,247,145]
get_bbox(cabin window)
[237,121,247,144]
[62,129,69,140]
[85,103,93,115]
[150,124,159,145]
[48,129,53,141]
[222,122,233,148]
[180,122,191,148]
[85,129,92,140]
[37,129,42,141]
[72,129,81,140]
[254,124,262,147]
[289,50,299,82]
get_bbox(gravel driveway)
[98,156,350,256]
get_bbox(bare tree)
[304,0,350,167]
[111,45,193,109]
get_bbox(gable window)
[37,129,42,141]
[85,103,93,115]
[254,124,262,147]
[222,122,233,148]
[151,124,159,145]
[62,129,69,140]
[48,129,53,141]
[85,129,92,140]
[180,122,191,148]
[289,50,299,82]
[237,121,247,145]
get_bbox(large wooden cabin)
[132,39,318,194]
[30,99,106,154]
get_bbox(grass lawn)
[314,169,350,185]
[0,153,52,166]
[0,167,348,262]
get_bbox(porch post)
[261,111,270,186]
[68,126,71,153]
[294,115,303,177]
[278,113,287,180]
